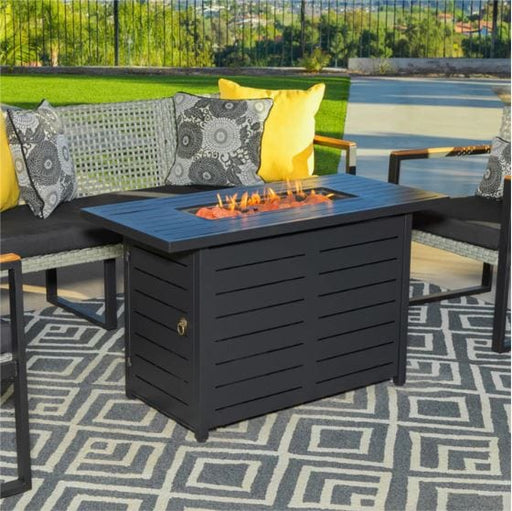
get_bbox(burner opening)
[182,183,355,220]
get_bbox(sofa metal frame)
[0,254,32,498]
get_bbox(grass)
[0,73,350,175]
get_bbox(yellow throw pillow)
[219,78,325,182]
[0,113,19,211]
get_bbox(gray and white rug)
[1,282,510,511]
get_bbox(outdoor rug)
[1,281,510,511]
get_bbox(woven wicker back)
[57,98,176,197]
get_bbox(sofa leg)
[46,259,118,330]
[1,256,32,499]
[492,243,510,353]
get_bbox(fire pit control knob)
[177,318,188,336]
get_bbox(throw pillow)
[5,100,77,218]
[218,78,325,182]
[475,136,511,199]
[0,113,20,211]
[167,92,272,187]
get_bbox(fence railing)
[1,0,510,68]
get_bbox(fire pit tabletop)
[82,174,446,254]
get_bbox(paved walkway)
[341,76,506,196]
[341,76,509,304]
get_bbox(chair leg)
[492,242,511,353]
[1,364,32,498]
[410,263,493,305]
[1,259,32,498]
[46,258,118,330]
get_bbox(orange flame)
[240,191,249,210]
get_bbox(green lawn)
[0,73,350,175]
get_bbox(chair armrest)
[388,144,491,184]
[314,134,357,175]
[0,253,21,271]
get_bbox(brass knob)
[177,318,188,336]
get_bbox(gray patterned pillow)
[167,92,272,187]
[475,137,511,200]
[5,100,77,218]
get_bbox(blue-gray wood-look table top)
[82,174,446,254]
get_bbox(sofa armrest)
[313,134,357,175]
[388,144,491,184]
[0,253,21,270]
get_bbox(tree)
[329,32,344,67]
[328,26,358,67]
[397,13,446,58]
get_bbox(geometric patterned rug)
[1,282,510,511]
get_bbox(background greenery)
[0,73,351,175]
[1,1,509,68]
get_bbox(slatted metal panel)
[127,245,194,428]
[199,234,308,429]
[198,216,404,431]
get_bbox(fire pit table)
[83,174,445,442]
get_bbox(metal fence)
[1,0,510,68]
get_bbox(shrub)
[299,48,331,73]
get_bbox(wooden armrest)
[0,254,20,264]
[391,144,491,160]
[0,253,21,274]
[313,134,356,151]
[388,144,491,184]
[313,135,357,175]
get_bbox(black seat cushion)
[1,184,223,258]
[413,196,503,251]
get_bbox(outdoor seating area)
[1,72,510,510]
[0,2,510,509]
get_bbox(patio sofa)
[1,97,357,329]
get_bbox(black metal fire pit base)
[124,215,410,442]
[83,174,445,442]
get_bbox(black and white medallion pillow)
[475,136,511,200]
[5,100,77,218]
[167,92,273,187]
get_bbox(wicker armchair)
[388,145,510,353]
[0,254,32,498]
